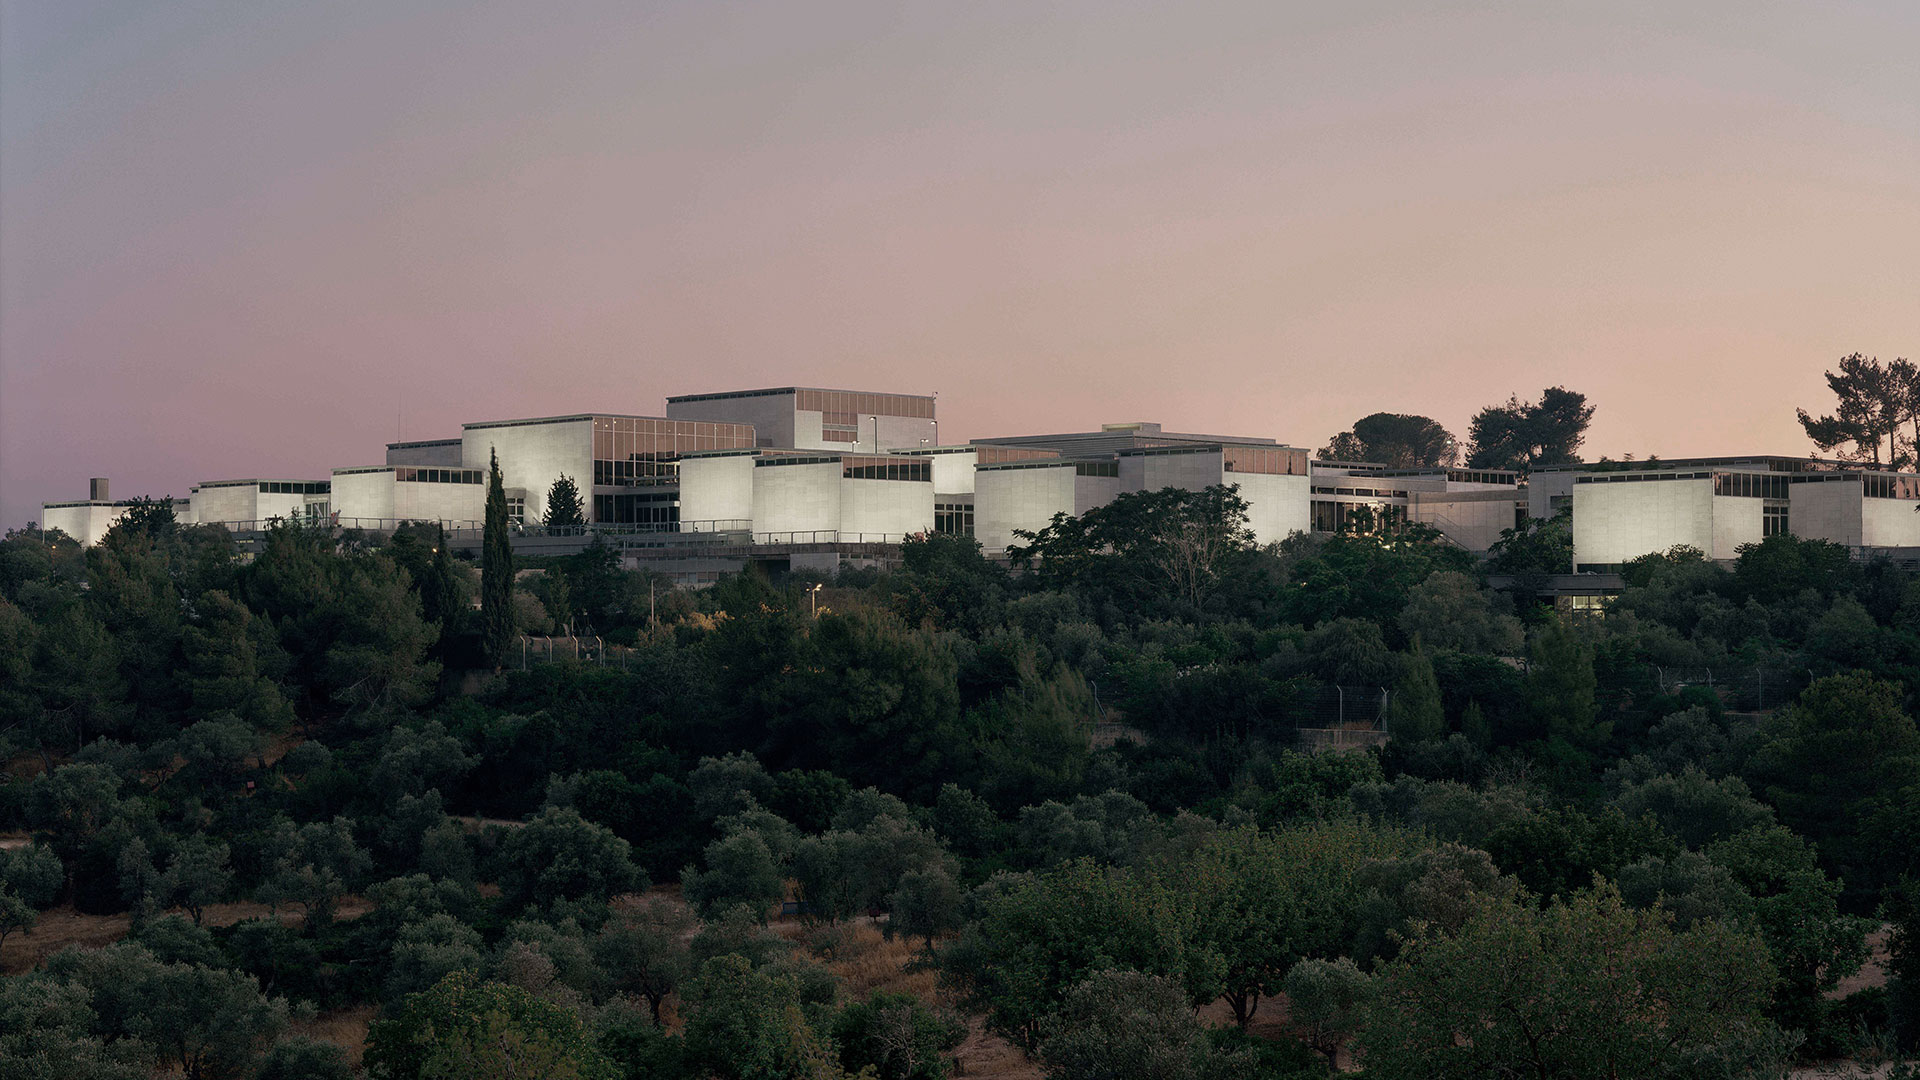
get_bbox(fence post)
[1336,685,1345,726]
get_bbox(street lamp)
[808,582,824,617]
[868,415,879,452]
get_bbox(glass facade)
[1075,461,1119,477]
[591,417,754,488]
[794,390,935,422]
[1222,446,1309,476]
[1311,500,1405,533]
[592,491,678,527]
[257,481,331,495]
[974,446,1059,464]
[1713,473,1794,499]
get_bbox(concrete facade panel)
[463,419,592,524]
[1572,478,1714,567]
[976,466,1075,554]
[678,456,756,527]
[752,463,841,536]
[1789,482,1862,547]
[839,478,934,538]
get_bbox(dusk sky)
[3,1,1916,529]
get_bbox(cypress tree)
[543,474,586,532]
[481,448,515,667]
[1388,636,1446,742]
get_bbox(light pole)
[930,418,938,446]
[868,415,879,453]
[808,582,824,617]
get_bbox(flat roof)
[385,438,462,449]
[1532,455,1855,474]
[665,386,935,404]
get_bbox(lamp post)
[869,415,879,452]
[808,582,824,617]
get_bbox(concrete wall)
[678,455,756,527]
[255,489,310,524]
[1709,496,1764,560]
[839,477,934,537]
[394,479,486,524]
[1073,473,1126,516]
[976,465,1076,554]
[42,503,124,546]
[387,441,464,466]
[332,471,396,523]
[1235,472,1310,545]
[463,419,592,524]
[191,484,258,525]
[752,462,842,536]
[1862,496,1920,547]
[928,451,977,495]
[1789,481,1862,546]
[1409,490,1520,552]
[1571,477,1714,567]
[1528,471,1577,520]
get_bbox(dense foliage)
[3,486,1919,1077]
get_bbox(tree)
[1745,671,1920,900]
[496,807,643,912]
[831,990,966,1080]
[682,954,855,1080]
[544,475,587,532]
[1034,970,1251,1080]
[1357,886,1788,1080]
[1387,641,1445,742]
[1796,352,1913,467]
[256,1036,354,1080]
[481,447,516,667]
[1465,386,1593,471]
[1320,413,1457,467]
[256,817,371,931]
[889,866,963,948]
[1526,617,1602,747]
[365,970,615,1080]
[1009,485,1257,616]
[683,832,785,922]
[160,835,233,925]
[594,894,696,1024]
[1284,958,1372,1068]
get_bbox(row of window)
[590,417,755,462]
[594,456,678,486]
[394,468,483,485]
[1222,446,1310,476]
[258,481,330,495]
[1075,461,1119,477]
[794,389,934,420]
[593,493,679,526]
[1310,500,1406,533]
[1312,486,1411,499]
[1713,473,1795,499]
[842,458,932,482]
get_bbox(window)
[592,491,678,527]
[1763,503,1789,537]
[506,497,525,527]
[935,502,974,537]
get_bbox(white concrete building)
[676,449,935,540]
[1568,459,1920,570]
[386,438,465,467]
[1308,463,1525,551]
[974,460,1127,554]
[666,387,937,453]
[330,465,487,529]
[189,479,331,528]
[460,414,756,527]
[1120,444,1311,546]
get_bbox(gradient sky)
[3,1,1916,528]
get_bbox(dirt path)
[1,896,372,975]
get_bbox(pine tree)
[481,449,515,667]
[1388,637,1445,742]
[543,474,585,533]
[1527,617,1603,746]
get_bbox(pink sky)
[3,2,1916,527]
